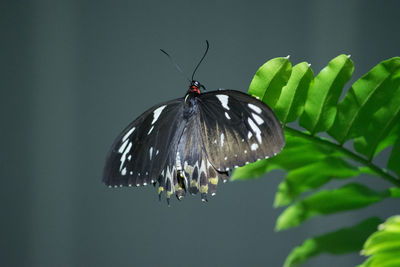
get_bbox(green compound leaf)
[234,55,400,206]
[284,217,382,267]
[274,62,314,124]
[275,183,388,231]
[248,56,292,108]
[233,55,400,267]
[358,216,400,267]
[299,54,354,134]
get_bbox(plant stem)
[284,126,400,187]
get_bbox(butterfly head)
[188,80,202,94]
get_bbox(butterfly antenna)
[191,40,209,81]
[160,49,191,82]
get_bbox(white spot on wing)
[152,105,166,124]
[251,143,259,151]
[220,133,225,147]
[216,94,230,110]
[121,167,127,175]
[252,113,264,125]
[147,126,154,135]
[120,142,132,170]
[248,117,262,143]
[248,103,262,114]
[118,139,129,153]
[122,127,135,142]
[248,131,253,139]
[149,147,153,160]
[176,151,182,171]
[225,112,231,120]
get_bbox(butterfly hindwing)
[175,113,228,201]
[197,90,285,172]
[103,98,186,187]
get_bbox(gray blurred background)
[2,1,400,266]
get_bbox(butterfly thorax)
[183,93,199,119]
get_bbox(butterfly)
[103,42,285,204]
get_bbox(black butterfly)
[103,43,285,204]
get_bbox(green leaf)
[373,123,400,158]
[299,54,354,134]
[248,56,292,108]
[341,57,400,160]
[284,217,382,267]
[231,158,272,181]
[353,85,400,159]
[378,216,400,233]
[276,183,386,231]
[274,62,314,124]
[359,216,400,267]
[328,57,400,146]
[272,131,362,207]
[275,158,360,207]
[388,137,400,178]
[362,216,400,255]
[232,130,366,207]
[358,255,400,267]
[389,187,400,198]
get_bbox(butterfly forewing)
[103,98,186,187]
[197,90,285,171]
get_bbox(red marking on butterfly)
[188,80,201,94]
